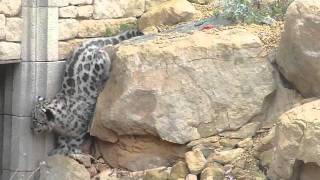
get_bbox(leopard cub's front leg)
[48,135,69,156]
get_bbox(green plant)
[219,0,293,24]
[105,28,114,37]
[119,23,136,31]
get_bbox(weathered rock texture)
[40,155,90,180]
[91,29,274,145]
[96,136,186,171]
[276,0,320,97]
[268,99,320,180]
[138,0,197,30]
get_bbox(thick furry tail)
[103,29,144,45]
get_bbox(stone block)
[77,5,93,18]
[59,18,79,40]
[0,42,21,60]
[0,0,22,16]
[5,17,23,42]
[0,14,5,40]
[59,6,77,18]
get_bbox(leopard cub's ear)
[37,96,46,102]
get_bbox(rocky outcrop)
[276,0,320,97]
[268,99,320,179]
[91,28,274,146]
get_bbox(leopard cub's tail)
[104,29,144,45]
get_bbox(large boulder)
[268,99,320,180]
[91,28,274,145]
[276,0,320,97]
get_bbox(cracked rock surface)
[91,28,274,147]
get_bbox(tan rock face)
[268,99,320,179]
[138,0,197,30]
[59,19,79,40]
[96,136,186,171]
[276,0,320,97]
[185,150,206,174]
[39,155,90,180]
[0,42,20,60]
[91,29,274,144]
[0,0,21,16]
[5,17,22,42]
[93,0,145,19]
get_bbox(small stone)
[144,167,169,180]
[258,149,273,167]
[237,138,253,149]
[185,150,206,174]
[186,174,198,180]
[208,148,245,165]
[219,138,241,148]
[169,161,189,180]
[200,164,224,180]
[59,6,77,18]
[94,162,109,172]
[71,154,91,168]
[87,166,98,177]
[187,136,219,148]
[77,5,93,18]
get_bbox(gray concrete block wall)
[1,0,65,179]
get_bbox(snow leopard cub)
[31,30,143,155]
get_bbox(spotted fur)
[31,30,144,155]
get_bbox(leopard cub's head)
[31,96,55,134]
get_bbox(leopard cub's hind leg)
[67,132,88,155]
[48,136,69,156]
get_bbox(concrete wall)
[0,0,64,179]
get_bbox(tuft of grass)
[105,28,114,37]
[119,23,137,31]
